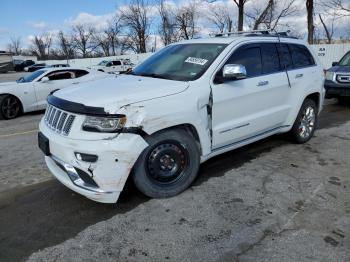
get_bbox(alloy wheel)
[298,106,316,139]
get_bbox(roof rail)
[209,30,294,38]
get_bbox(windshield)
[339,51,350,66]
[98,60,108,66]
[17,69,46,83]
[132,43,227,81]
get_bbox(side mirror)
[41,77,50,83]
[222,64,247,80]
[332,62,338,67]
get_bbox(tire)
[289,99,318,144]
[133,129,200,198]
[0,95,21,120]
[337,97,349,106]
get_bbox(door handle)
[257,80,269,86]
[295,73,303,78]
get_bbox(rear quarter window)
[288,44,315,68]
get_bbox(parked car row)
[24,63,70,72]
[324,50,350,102]
[0,68,111,119]
[13,59,35,71]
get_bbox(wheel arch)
[0,93,24,113]
[305,92,321,111]
[148,123,203,155]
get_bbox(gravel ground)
[27,121,350,262]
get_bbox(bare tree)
[250,0,274,30]
[72,24,97,58]
[327,0,350,15]
[105,17,122,56]
[94,33,111,56]
[233,0,249,31]
[121,0,151,53]
[306,0,314,44]
[175,2,198,40]
[7,37,22,55]
[158,0,178,45]
[31,33,52,60]
[318,13,337,44]
[207,4,234,33]
[58,31,75,59]
[246,0,298,30]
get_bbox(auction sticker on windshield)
[184,57,208,66]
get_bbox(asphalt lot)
[0,72,350,261]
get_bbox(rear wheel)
[133,129,200,198]
[0,95,21,120]
[289,99,318,144]
[337,97,349,106]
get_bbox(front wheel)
[289,99,318,144]
[0,95,21,120]
[133,129,200,198]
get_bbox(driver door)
[211,43,291,149]
[33,70,75,109]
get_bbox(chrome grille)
[44,105,76,136]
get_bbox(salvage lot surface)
[1,71,350,261]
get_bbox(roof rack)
[209,30,296,39]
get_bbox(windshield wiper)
[134,72,169,80]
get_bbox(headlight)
[325,71,334,81]
[82,116,126,132]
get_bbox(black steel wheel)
[133,129,200,198]
[0,95,21,120]
[146,141,189,185]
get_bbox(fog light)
[75,152,98,163]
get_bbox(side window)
[289,44,315,68]
[276,44,293,70]
[74,70,89,78]
[113,61,122,66]
[226,45,262,78]
[106,62,112,67]
[261,43,281,74]
[45,71,74,81]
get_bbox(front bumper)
[39,119,148,203]
[324,80,350,98]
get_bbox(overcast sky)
[0,0,349,50]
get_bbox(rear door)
[283,44,319,99]
[211,42,291,149]
[112,60,123,72]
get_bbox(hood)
[54,74,189,112]
[91,65,104,69]
[0,82,17,91]
[328,65,350,73]
[0,81,16,86]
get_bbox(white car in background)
[0,68,111,119]
[90,59,134,74]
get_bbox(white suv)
[38,31,325,203]
[91,59,134,74]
